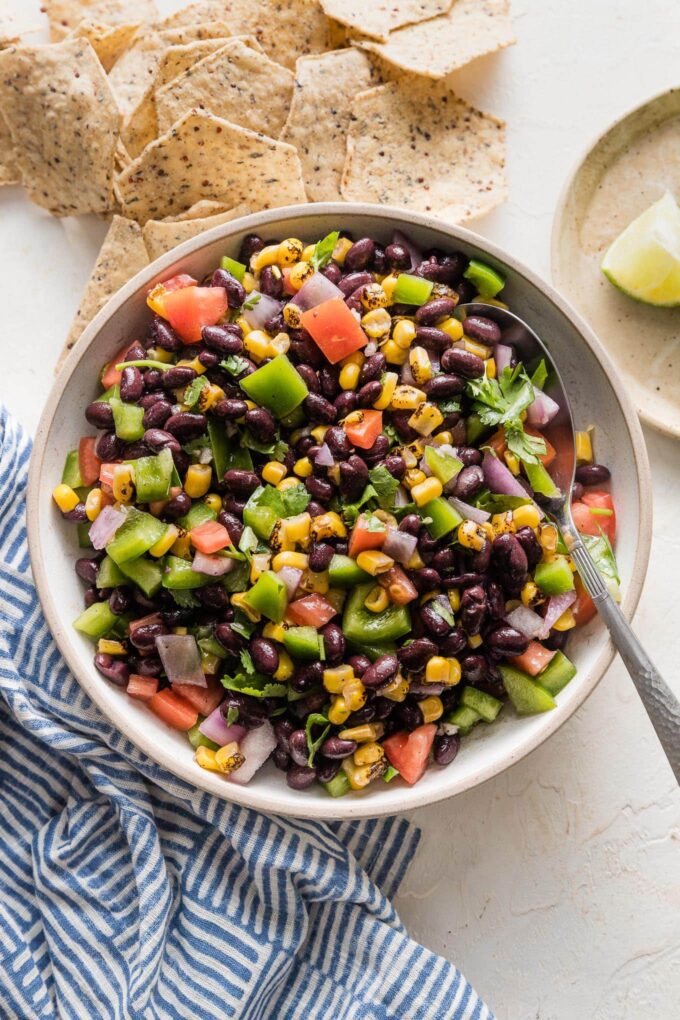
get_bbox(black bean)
[304,392,337,425]
[357,381,382,407]
[487,625,529,655]
[214,622,244,654]
[215,512,241,547]
[245,407,276,443]
[198,584,229,611]
[286,764,317,790]
[385,242,411,270]
[441,347,485,378]
[261,266,285,301]
[338,270,373,296]
[306,500,326,518]
[575,464,611,486]
[139,391,165,409]
[456,446,483,466]
[197,347,219,369]
[415,326,451,352]
[83,586,100,608]
[424,374,465,400]
[318,365,340,400]
[415,297,458,326]
[571,482,584,501]
[321,736,357,759]
[398,637,438,671]
[290,334,324,369]
[339,455,369,501]
[544,628,570,652]
[274,718,295,752]
[165,412,206,441]
[94,653,129,686]
[460,585,488,635]
[417,254,466,285]
[383,453,405,481]
[324,425,351,459]
[223,469,259,498]
[290,661,323,693]
[440,628,467,657]
[358,353,386,386]
[131,655,163,677]
[391,411,418,443]
[213,398,248,421]
[345,655,369,679]
[161,366,196,390]
[399,513,421,536]
[309,542,335,573]
[409,567,441,594]
[462,315,502,344]
[75,557,100,584]
[345,704,376,727]
[315,757,341,784]
[344,237,375,272]
[107,587,130,615]
[150,316,183,351]
[305,475,334,502]
[420,601,451,638]
[492,533,528,593]
[202,324,244,355]
[434,733,460,766]
[250,637,279,676]
[95,431,121,461]
[221,691,268,728]
[296,364,320,393]
[144,369,163,390]
[514,526,543,568]
[334,391,358,417]
[142,400,172,429]
[143,428,180,454]
[322,262,342,284]
[363,434,390,464]
[224,496,247,519]
[272,747,290,771]
[395,700,424,731]
[433,548,455,572]
[129,620,166,653]
[362,653,399,690]
[119,366,143,403]
[321,622,345,665]
[162,490,191,520]
[239,234,264,264]
[452,465,484,500]
[85,400,114,429]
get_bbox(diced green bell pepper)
[118,556,163,597]
[106,507,168,564]
[421,497,463,540]
[499,664,557,715]
[284,626,321,660]
[392,273,433,306]
[383,765,400,783]
[243,489,278,541]
[535,650,576,696]
[343,582,411,645]
[324,771,351,798]
[534,556,574,596]
[73,601,117,639]
[244,570,287,623]
[162,554,212,589]
[445,704,482,736]
[130,448,174,503]
[463,259,505,298]
[96,555,126,589]
[525,460,561,499]
[77,522,93,548]
[207,419,230,479]
[240,354,309,419]
[346,639,397,661]
[220,255,246,282]
[279,405,305,429]
[460,685,503,723]
[223,443,253,473]
[328,553,371,587]
[198,635,228,659]
[61,449,83,489]
[177,501,216,532]
[466,411,489,446]
[424,446,463,486]
[110,397,145,442]
[187,721,219,751]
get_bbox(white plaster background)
[1,1,679,1017]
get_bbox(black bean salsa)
[55,227,619,796]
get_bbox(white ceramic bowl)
[28,204,652,819]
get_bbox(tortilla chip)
[159,23,235,46]
[354,0,514,79]
[44,0,158,42]
[341,80,506,223]
[60,215,149,364]
[164,199,234,221]
[115,109,307,222]
[155,38,294,139]
[68,19,140,72]
[108,30,167,117]
[155,2,229,29]
[320,0,452,42]
[281,50,374,201]
[0,111,20,185]
[142,204,251,260]
[0,39,121,216]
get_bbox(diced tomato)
[190,520,232,553]
[101,342,137,389]
[509,641,556,677]
[348,512,387,559]
[99,462,119,489]
[487,425,556,467]
[572,575,597,627]
[579,490,616,543]
[153,285,228,343]
[344,409,383,451]
[281,267,297,296]
[173,675,223,716]
[78,436,102,487]
[127,674,158,702]
[487,428,507,459]
[383,724,437,785]
[300,297,367,364]
[379,566,418,605]
[158,273,197,293]
[525,426,556,467]
[148,688,198,731]
[286,594,337,627]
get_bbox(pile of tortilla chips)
[0,0,514,361]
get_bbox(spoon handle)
[569,540,680,783]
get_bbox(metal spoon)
[456,302,680,781]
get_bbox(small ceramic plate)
[552,87,680,438]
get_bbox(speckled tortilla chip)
[142,204,251,260]
[281,50,374,201]
[164,199,234,221]
[115,110,307,222]
[44,0,158,41]
[0,111,20,185]
[155,38,294,139]
[108,30,167,117]
[0,39,121,216]
[61,215,149,363]
[155,2,229,29]
[341,80,506,223]
[159,22,235,45]
[68,20,140,72]
[354,0,514,79]
[320,0,452,42]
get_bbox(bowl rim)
[550,83,680,439]
[27,202,653,819]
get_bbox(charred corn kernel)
[283,303,302,329]
[354,741,384,766]
[311,511,346,540]
[339,362,361,390]
[203,493,222,514]
[575,430,593,464]
[513,504,541,530]
[323,665,354,693]
[310,425,328,443]
[198,382,226,412]
[342,757,386,789]
[243,329,270,362]
[420,696,444,724]
[231,591,261,622]
[250,244,280,272]
[467,634,483,649]
[361,307,392,338]
[404,468,427,489]
[173,626,188,636]
[147,345,174,364]
[328,695,351,726]
[277,238,304,266]
[481,521,495,541]
[400,445,419,470]
[177,355,207,376]
[553,608,576,631]
[272,550,308,571]
[170,530,191,558]
[392,318,417,348]
[409,402,444,437]
[486,357,497,379]
[268,522,292,557]
[293,456,313,478]
[148,524,178,558]
[409,346,432,385]
[277,476,300,492]
[504,450,521,476]
[302,243,316,261]
[374,509,398,529]
[425,656,449,684]
[364,584,390,613]
[262,461,287,485]
[372,371,398,410]
[267,332,291,357]
[214,741,245,774]
[439,316,464,341]
[274,649,294,682]
[299,568,329,595]
[447,588,461,613]
[235,314,251,336]
[357,550,394,576]
[411,476,444,506]
[539,523,559,553]
[84,487,103,522]
[195,746,221,772]
[332,236,353,264]
[446,657,462,685]
[458,519,487,551]
[521,580,543,608]
[405,550,425,573]
[464,337,492,359]
[98,639,126,655]
[112,464,135,503]
[283,512,311,545]
[361,282,388,310]
[185,464,212,499]
[250,552,271,583]
[491,511,516,536]
[263,621,287,643]
[52,483,81,514]
[241,270,256,294]
[342,678,366,712]
[339,722,384,743]
[382,338,409,365]
[391,384,426,410]
[288,260,314,290]
[380,273,399,303]
[381,675,410,701]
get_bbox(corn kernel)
[184,464,211,499]
[149,524,179,558]
[464,337,492,359]
[380,273,399,303]
[272,550,308,571]
[198,382,226,412]
[241,270,256,294]
[486,357,497,379]
[539,523,559,553]
[195,746,221,772]
[357,550,394,576]
[339,362,361,390]
[438,316,464,341]
[342,350,365,368]
[354,741,385,766]
[504,450,521,475]
[361,282,388,310]
[408,402,444,437]
[328,695,351,726]
[243,329,271,362]
[293,456,313,478]
[323,665,354,693]
[277,476,300,492]
[311,511,346,540]
[169,530,191,559]
[361,307,392,339]
[402,469,424,491]
[283,512,311,546]
[425,656,449,684]
[382,338,409,365]
[263,621,287,643]
[491,511,516,536]
[274,649,294,682]
[364,584,390,613]
[374,508,398,528]
[302,243,316,261]
[372,371,398,410]
[201,651,221,676]
[283,303,302,329]
[325,588,346,613]
[231,591,261,622]
[288,260,314,290]
[332,236,353,264]
[298,568,329,595]
[147,345,174,364]
[342,756,387,789]
[446,657,462,685]
[390,384,426,410]
[250,552,271,582]
[419,696,444,724]
[575,429,594,464]
[235,315,252,337]
[342,678,367,713]
[250,244,280,272]
[203,493,222,514]
[409,346,432,385]
[277,238,304,266]
[97,639,126,655]
[309,426,328,444]
[411,476,443,507]
[339,722,385,743]
[267,332,291,357]
[467,634,483,649]
[176,356,206,376]
[212,741,244,774]
[381,675,409,701]
[521,580,543,608]
[112,464,135,503]
[457,519,488,551]
[85,487,103,522]
[262,461,287,485]
[173,626,188,636]
[392,318,417,348]
[553,608,576,631]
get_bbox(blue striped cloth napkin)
[0,407,493,1020]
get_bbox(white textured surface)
[1,1,679,1017]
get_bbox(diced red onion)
[409,681,446,696]
[383,527,418,566]
[276,566,303,600]
[495,343,514,374]
[242,290,282,329]
[505,604,545,639]
[314,442,335,467]
[229,721,277,784]
[192,550,234,576]
[364,341,378,356]
[527,388,560,428]
[394,485,409,508]
[419,455,432,477]
[291,271,342,311]
[539,590,577,638]
[447,496,490,524]
[400,358,416,385]
[199,706,246,746]
[427,350,440,373]
[90,505,127,549]
[392,229,422,270]
[482,451,531,498]
[198,446,213,465]
[155,634,206,687]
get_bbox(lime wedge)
[601,191,680,306]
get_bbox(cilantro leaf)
[226,705,240,727]
[438,397,462,415]
[369,465,399,510]
[341,485,379,526]
[383,422,400,447]
[239,649,256,675]
[221,560,249,593]
[505,425,547,466]
[231,610,256,640]
[241,293,261,312]
[184,375,207,408]
[242,432,288,459]
[220,354,251,377]
[305,712,331,766]
[474,490,532,514]
[281,481,311,517]
[530,358,548,391]
[170,589,200,608]
[430,597,455,627]
[467,365,535,428]
[221,672,286,698]
[310,231,339,272]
